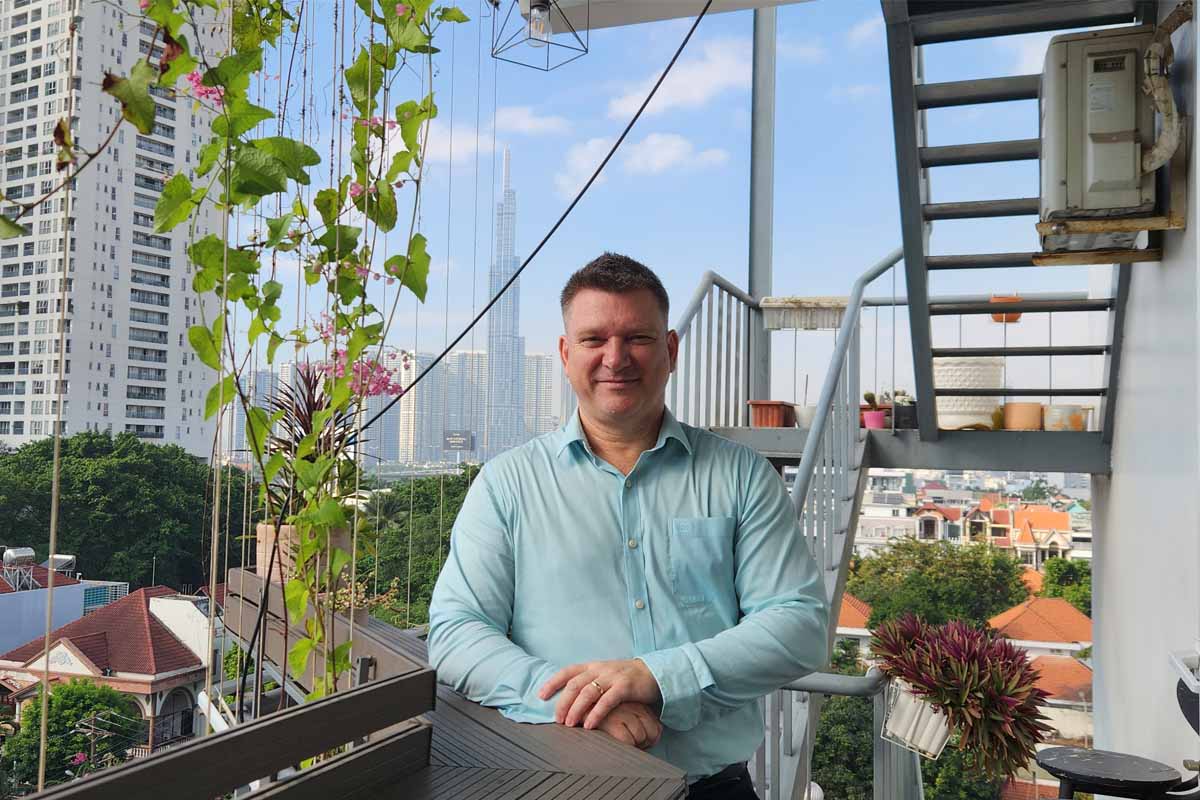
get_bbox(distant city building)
[485,149,525,459]
[223,369,277,466]
[524,354,557,438]
[360,350,406,466]
[560,361,577,425]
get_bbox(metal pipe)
[672,270,758,334]
[748,7,776,401]
[792,249,904,514]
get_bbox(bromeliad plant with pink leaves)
[870,614,1054,778]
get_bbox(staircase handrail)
[673,269,759,333]
[792,248,904,513]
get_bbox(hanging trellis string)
[357,0,716,437]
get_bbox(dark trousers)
[687,764,758,800]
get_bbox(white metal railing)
[669,271,758,428]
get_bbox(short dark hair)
[560,252,670,323]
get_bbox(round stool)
[1037,746,1182,799]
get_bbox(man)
[428,253,828,799]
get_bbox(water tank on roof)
[2,547,35,567]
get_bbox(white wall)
[1043,705,1093,744]
[0,584,86,654]
[149,595,218,666]
[1090,9,1199,773]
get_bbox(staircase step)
[926,252,1038,270]
[924,197,1040,220]
[919,138,1039,167]
[932,345,1110,358]
[934,387,1107,397]
[915,75,1039,109]
[908,0,1140,45]
[929,299,1114,315]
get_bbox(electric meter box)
[1040,25,1157,251]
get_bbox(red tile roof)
[1030,655,1092,702]
[979,496,995,512]
[838,593,872,629]
[0,566,81,594]
[915,503,961,521]
[1020,567,1044,594]
[989,597,1092,644]
[992,508,1012,526]
[1015,519,1038,546]
[1001,779,1060,800]
[1014,506,1071,532]
[1,587,202,676]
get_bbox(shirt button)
[634,599,645,610]
[625,479,633,488]
[627,538,638,549]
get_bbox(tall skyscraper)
[524,353,557,438]
[485,148,525,460]
[0,6,219,454]
[224,368,278,466]
[360,350,406,466]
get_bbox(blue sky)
[256,0,1106,409]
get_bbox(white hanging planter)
[881,680,951,760]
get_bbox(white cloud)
[847,15,884,47]
[828,84,882,102]
[418,120,495,165]
[607,37,751,119]
[778,36,828,64]
[997,31,1057,74]
[494,105,571,135]
[554,137,613,198]
[622,133,728,176]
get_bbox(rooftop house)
[23,1,1199,800]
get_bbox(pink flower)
[184,71,224,107]
[393,180,406,189]
[386,276,396,285]
[70,753,87,767]
[366,185,378,195]
[386,120,399,130]
[348,182,364,199]
[138,0,150,9]
[395,3,408,15]
[355,264,371,280]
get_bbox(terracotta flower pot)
[748,400,796,428]
[1003,402,1043,431]
[990,295,1022,323]
[256,523,352,584]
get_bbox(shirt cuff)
[494,662,560,724]
[637,643,715,732]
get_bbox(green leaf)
[264,214,294,248]
[247,315,268,346]
[212,96,274,138]
[144,0,186,36]
[157,31,198,89]
[267,332,286,363]
[366,179,397,231]
[386,150,412,183]
[314,225,361,262]
[437,6,469,22]
[188,323,221,370]
[393,16,430,51]
[288,636,315,676]
[0,217,26,240]
[345,326,371,366]
[264,452,286,484]
[207,46,263,99]
[230,147,290,197]
[293,458,329,490]
[251,138,320,185]
[101,61,158,134]
[314,187,342,229]
[284,579,310,620]
[392,232,431,302]
[204,375,236,419]
[314,498,347,528]
[344,46,384,117]
[245,405,273,458]
[154,173,196,233]
[196,140,222,177]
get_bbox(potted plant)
[1044,404,1092,431]
[748,400,797,428]
[871,614,1052,776]
[885,390,917,429]
[1003,402,1044,430]
[862,393,888,429]
[989,294,1023,323]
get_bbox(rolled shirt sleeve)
[427,465,560,723]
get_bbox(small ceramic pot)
[990,295,1022,323]
[1003,402,1043,431]
[1044,404,1091,431]
[893,404,918,429]
[794,405,819,429]
[863,410,888,429]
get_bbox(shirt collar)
[556,408,693,460]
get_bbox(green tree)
[921,740,1003,800]
[811,691,875,800]
[848,539,1028,628]
[356,470,476,628]
[1040,559,1092,616]
[0,432,250,590]
[1021,480,1058,502]
[1,680,142,789]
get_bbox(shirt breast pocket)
[669,517,736,607]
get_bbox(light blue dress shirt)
[427,409,829,781]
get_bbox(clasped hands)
[537,658,663,750]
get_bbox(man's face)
[559,288,678,429]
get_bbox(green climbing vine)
[0,0,467,700]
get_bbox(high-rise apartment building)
[485,148,524,460]
[220,368,277,467]
[0,0,218,454]
[523,353,556,439]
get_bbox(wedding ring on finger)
[590,680,605,695]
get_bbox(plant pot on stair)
[933,357,1004,429]
[862,393,888,429]
[747,400,796,427]
[989,294,1023,323]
